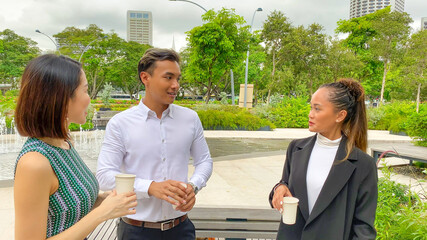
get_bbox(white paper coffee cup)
[115,174,136,194]
[282,197,299,225]
[172,183,188,210]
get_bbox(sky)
[1,0,426,52]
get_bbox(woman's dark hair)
[15,54,82,140]
[320,78,368,159]
[138,48,180,80]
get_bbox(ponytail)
[320,79,368,160]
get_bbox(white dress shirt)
[306,134,341,214]
[96,102,213,222]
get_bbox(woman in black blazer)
[269,79,378,240]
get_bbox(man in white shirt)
[96,48,213,240]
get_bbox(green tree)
[185,8,251,103]
[336,9,387,99]
[0,29,40,86]
[400,30,427,112]
[261,10,293,101]
[54,25,116,98]
[325,37,363,82]
[286,23,328,96]
[53,24,105,58]
[108,41,151,99]
[368,7,412,104]
[231,32,267,104]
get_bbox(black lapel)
[305,137,357,226]
[291,135,316,221]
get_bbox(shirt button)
[162,139,165,143]
[163,177,166,180]
[162,158,166,161]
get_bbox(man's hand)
[175,183,196,212]
[148,180,188,206]
[272,184,293,212]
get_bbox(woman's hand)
[97,190,137,221]
[272,184,293,212]
[93,191,111,209]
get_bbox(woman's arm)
[93,191,110,209]
[269,140,295,210]
[14,152,137,240]
[14,152,53,240]
[352,157,378,239]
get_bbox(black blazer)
[269,134,378,240]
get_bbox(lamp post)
[79,36,108,62]
[35,29,61,54]
[243,8,262,108]
[169,0,207,12]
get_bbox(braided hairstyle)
[320,78,368,160]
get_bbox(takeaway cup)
[282,197,299,225]
[115,174,136,194]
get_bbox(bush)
[406,104,427,147]
[69,121,94,131]
[254,96,310,128]
[99,83,114,108]
[367,101,416,132]
[375,167,427,239]
[196,105,275,131]
[4,89,19,97]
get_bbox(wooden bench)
[189,206,280,238]
[370,143,427,166]
[87,218,118,240]
[87,206,281,239]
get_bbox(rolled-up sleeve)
[189,115,213,191]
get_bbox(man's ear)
[140,72,150,86]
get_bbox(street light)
[243,7,262,108]
[35,29,61,54]
[169,0,207,12]
[79,36,108,62]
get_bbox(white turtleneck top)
[306,134,342,214]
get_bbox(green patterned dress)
[15,137,99,238]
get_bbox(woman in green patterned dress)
[14,54,137,240]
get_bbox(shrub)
[196,106,275,130]
[69,121,94,131]
[99,83,114,108]
[254,96,310,128]
[375,167,427,239]
[367,101,416,132]
[406,104,427,147]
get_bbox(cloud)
[1,0,426,51]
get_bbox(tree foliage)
[185,8,251,103]
[0,29,40,86]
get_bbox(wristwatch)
[188,182,199,195]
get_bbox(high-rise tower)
[350,0,405,19]
[127,10,153,45]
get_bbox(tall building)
[422,17,427,30]
[350,0,405,19]
[127,10,153,45]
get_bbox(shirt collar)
[138,100,174,121]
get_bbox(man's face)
[142,60,181,106]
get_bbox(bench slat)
[87,219,117,240]
[189,207,281,221]
[193,219,279,231]
[196,230,277,238]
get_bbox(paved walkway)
[1,129,425,239]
